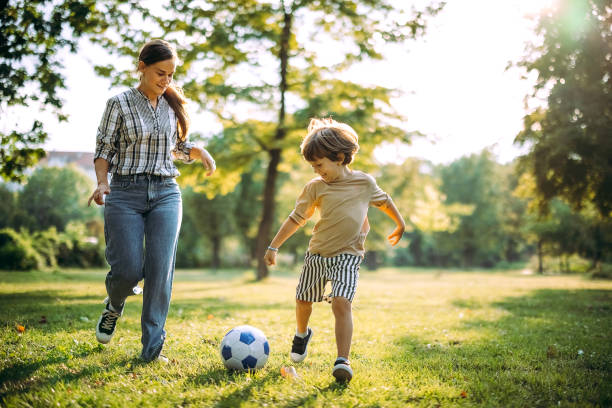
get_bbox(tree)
[515,171,611,273]
[515,0,612,217]
[95,0,444,279]
[181,186,235,269]
[0,0,124,182]
[366,158,471,268]
[17,166,98,231]
[437,151,526,267]
[0,183,17,229]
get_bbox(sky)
[17,0,553,165]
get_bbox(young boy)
[264,118,405,383]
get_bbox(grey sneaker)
[290,328,313,363]
[332,358,353,383]
[95,298,121,344]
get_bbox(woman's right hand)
[88,182,110,206]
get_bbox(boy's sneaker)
[332,359,353,383]
[95,298,122,344]
[290,328,313,363]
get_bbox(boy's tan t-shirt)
[289,170,389,258]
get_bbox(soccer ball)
[219,325,270,371]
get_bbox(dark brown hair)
[301,118,360,165]
[139,39,189,140]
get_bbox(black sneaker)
[290,328,313,363]
[332,358,353,383]
[96,298,121,344]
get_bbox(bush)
[31,227,67,268]
[56,222,105,268]
[0,228,45,271]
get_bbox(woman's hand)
[198,147,216,176]
[88,182,110,206]
[264,249,277,266]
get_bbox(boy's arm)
[376,198,406,246]
[264,217,301,266]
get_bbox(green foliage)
[0,183,17,229]
[0,222,105,271]
[180,187,237,269]
[0,0,119,181]
[515,0,612,217]
[93,0,444,278]
[0,123,47,183]
[0,269,610,406]
[17,166,97,232]
[435,152,528,267]
[55,222,105,268]
[0,228,44,271]
[515,171,612,273]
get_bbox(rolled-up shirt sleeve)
[289,181,317,227]
[172,137,195,164]
[368,175,389,207]
[94,98,121,163]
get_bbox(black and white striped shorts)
[295,252,361,303]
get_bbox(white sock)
[296,328,308,338]
[336,356,349,363]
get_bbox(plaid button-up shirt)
[94,88,194,177]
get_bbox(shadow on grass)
[278,381,350,408]
[0,290,104,330]
[0,288,289,334]
[0,347,133,402]
[185,366,349,408]
[393,288,612,406]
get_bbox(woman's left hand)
[199,148,216,176]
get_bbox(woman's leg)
[140,181,182,361]
[103,185,146,310]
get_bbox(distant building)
[38,151,96,182]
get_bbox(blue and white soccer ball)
[219,325,270,371]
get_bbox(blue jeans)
[103,174,182,361]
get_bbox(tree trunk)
[211,235,221,271]
[255,149,281,279]
[537,239,544,274]
[254,9,292,280]
[364,251,379,270]
[590,222,603,272]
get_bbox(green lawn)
[1,267,611,407]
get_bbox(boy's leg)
[296,299,313,334]
[291,299,314,362]
[327,253,360,382]
[331,296,352,359]
[291,253,325,362]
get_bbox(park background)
[1,0,611,406]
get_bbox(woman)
[88,39,215,362]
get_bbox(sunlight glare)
[511,0,557,17]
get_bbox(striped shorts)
[295,252,362,303]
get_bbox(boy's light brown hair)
[300,118,360,165]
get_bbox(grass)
[0,267,611,407]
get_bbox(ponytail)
[163,85,189,141]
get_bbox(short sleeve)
[368,175,389,207]
[289,181,318,227]
[94,98,121,163]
